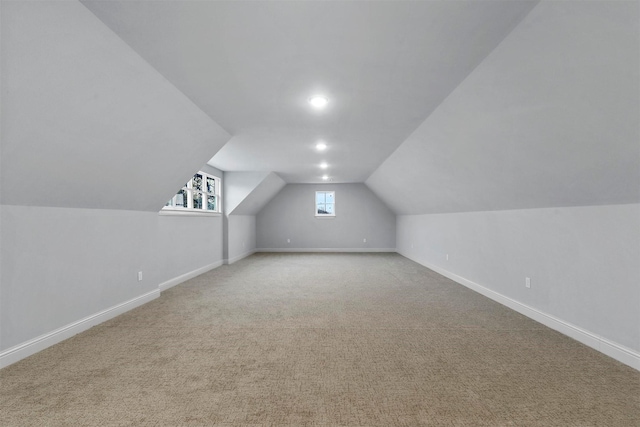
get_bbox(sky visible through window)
[316,191,335,216]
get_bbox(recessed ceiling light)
[309,95,329,109]
[316,142,327,151]
[322,175,329,180]
[320,162,328,169]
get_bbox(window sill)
[159,209,222,217]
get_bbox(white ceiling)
[1,1,230,211]
[81,0,538,183]
[367,0,640,214]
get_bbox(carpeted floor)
[1,253,638,426]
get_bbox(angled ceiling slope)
[224,172,286,216]
[81,0,538,184]
[367,0,640,215]
[1,1,230,212]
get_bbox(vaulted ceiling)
[3,1,636,215]
[1,0,230,211]
[81,0,538,184]
[368,0,640,213]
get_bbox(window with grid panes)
[315,191,335,217]
[163,172,221,213]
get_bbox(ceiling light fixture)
[309,95,329,109]
[316,142,327,151]
[320,162,328,169]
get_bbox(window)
[163,171,221,214]
[316,191,335,217]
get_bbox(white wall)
[367,1,639,214]
[0,204,224,363]
[223,172,270,215]
[0,2,229,366]
[229,173,287,216]
[227,216,256,264]
[363,1,640,369]
[221,172,285,263]
[1,1,230,211]
[157,214,223,285]
[1,206,156,351]
[257,184,395,251]
[397,204,640,368]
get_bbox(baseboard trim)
[0,289,160,369]
[224,249,256,265]
[158,260,223,292]
[399,250,640,372]
[256,248,397,253]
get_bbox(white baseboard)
[256,248,397,253]
[1,261,225,369]
[158,260,223,292]
[224,249,256,265]
[399,250,640,372]
[0,289,160,369]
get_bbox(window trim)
[315,190,335,217]
[161,171,222,215]
[158,209,221,217]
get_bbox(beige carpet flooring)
[1,253,639,426]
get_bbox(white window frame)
[315,190,335,217]
[161,171,222,216]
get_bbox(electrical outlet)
[446,254,449,261]
[138,271,143,281]
[363,238,367,243]
[287,238,291,243]
[525,277,531,288]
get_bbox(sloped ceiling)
[224,172,286,216]
[1,1,230,211]
[81,0,538,183]
[4,1,635,216]
[367,0,640,214]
